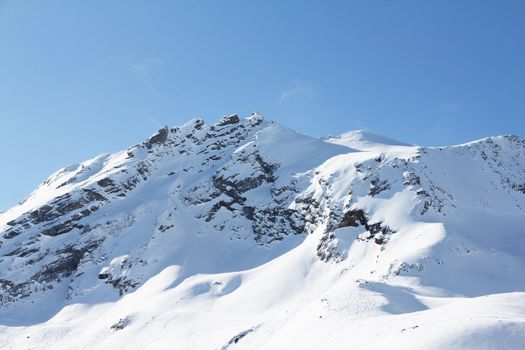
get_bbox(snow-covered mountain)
[1,114,524,349]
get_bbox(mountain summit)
[325,129,413,150]
[1,114,525,349]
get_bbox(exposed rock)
[513,183,525,194]
[318,208,396,262]
[106,276,140,296]
[97,178,115,187]
[369,178,391,196]
[144,127,169,149]
[337,209,367,228]
[33,241,101,283]
[403,171,421,186]
[110,316,133,331]
[223,327,258,349]
[218,114,240,127]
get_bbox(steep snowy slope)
[0,114,524,349]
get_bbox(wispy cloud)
[132,57,163,92]
[349,117,371,131]
[279,81,316,102]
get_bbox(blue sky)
[1,0,524,209]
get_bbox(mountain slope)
[0,114,524,349]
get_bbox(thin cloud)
[279,82,316,102]
[132,57,163,92]
[349,117,371,131]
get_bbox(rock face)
[0,113,524,329]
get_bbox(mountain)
[325,129,413,150]
[1,114,524,349]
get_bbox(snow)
[0,115,524,349]
[325,129,414,152]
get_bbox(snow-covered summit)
[0,114,524,349]
[325,129,413,151]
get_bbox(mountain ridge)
[1,114,524,349]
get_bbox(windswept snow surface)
[1,114,524,349]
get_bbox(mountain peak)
[325,129,413,151]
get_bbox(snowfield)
[0,114,524,349]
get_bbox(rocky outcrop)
[144,127,169,149]
[317,209,395,262]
